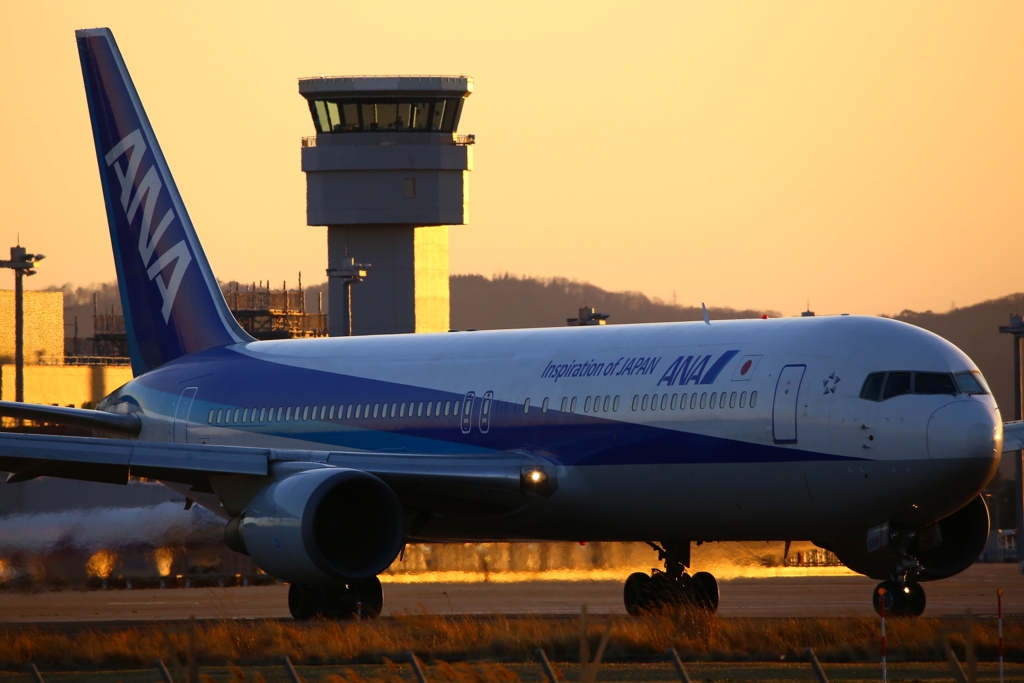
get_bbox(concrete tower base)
[328,225,449,336]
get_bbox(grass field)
[2,660,1024,683]
[0,611,1018,674]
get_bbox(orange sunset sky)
[1,1,1023,317]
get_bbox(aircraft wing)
[0,432,536,512]
[0,401,140,434]
[1005,421,1024,452]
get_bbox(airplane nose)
[927,400,1001,485]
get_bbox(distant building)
[0,290,63,365]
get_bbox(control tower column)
[300,76,473,336]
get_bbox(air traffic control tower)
[299,76,473,336]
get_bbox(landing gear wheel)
[288,583,323,620]
[650,571,689,607]
[690,571,720,612]
[624,572,652,616]
[872,580,926,617]
[349,576,384,619]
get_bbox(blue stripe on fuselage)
[128,346,863,467]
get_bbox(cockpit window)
[954,371,989,395]
[860,373,885,401]
[914,372,958,395]
[883,372,912,400]
[860,370,966,401]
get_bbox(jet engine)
[816,494,990,582]
[225,466,405,584]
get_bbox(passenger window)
[329,406,335,419]
[729,392,736,409]
[364,403,371,417]
[562,397,569,412]
[603,396,610,412]
[721,395,727,410]
[208,409,214,424]
[739,391,746,408]
[613,395,620,411]
[346,405,353,419]
[915,372,957,395]
[542,397,549,414]
[435,401,442,415]
[860,373,885,401]
[400,403,406,418]
[710,393,717,409]
[285,407,291,422]
[632,395,639,411]
[584,396,592,413]
[417,402,424,417]
[355,404,362,419]
[680,393,687,410]
[302,406,309,421]
[524,398,531,414]
[670,394,678,410]
[242,408,249,423]
[955,371,989,395]
[659,394,667,410]
[699,393,707,409]
[444,400,452,416]
[883,372,912,400]
[570,397,577,413]
[426,402,433,417]
[750,391,757,408]
[641,395,650,411]
[370,404,378,418]
[390,403,398,417]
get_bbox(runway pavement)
[0,564,1021,624]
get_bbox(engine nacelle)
[228,466,405,584]
[817,495,990,582]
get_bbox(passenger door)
[772,365,805,443]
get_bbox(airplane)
[0,26,1021,620]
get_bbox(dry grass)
[0,611,1020,670]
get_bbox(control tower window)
[309,98,463,133]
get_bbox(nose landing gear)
[623,541,719,616]
[873,579,926,617]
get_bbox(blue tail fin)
[76,28,253,375]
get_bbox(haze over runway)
[2,2,1024,317]
[0,565,1020,623]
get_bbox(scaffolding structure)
[65,281,327,362]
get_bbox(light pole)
[326,257,369,337]
[0,246,45,403]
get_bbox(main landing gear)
[288,576,384,620]
[623,541,719,616]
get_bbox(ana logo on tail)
[105,129,193,323]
